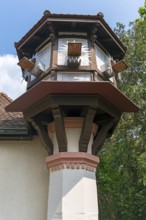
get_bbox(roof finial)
[43,10,51,16]
[97,12,104,18]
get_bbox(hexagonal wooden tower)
[6,11,138,220]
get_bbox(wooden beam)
[51,105,67,152]
[71,22,76,29]
[23,94,121,121]
[30,119,53,155]
[79,106,96,152]
[97,97,122,120]
[23,95,98,120]
[92,119,116,155]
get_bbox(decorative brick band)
[46,152,99,172]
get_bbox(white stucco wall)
[48,169,98,220]
[0,136,49,220]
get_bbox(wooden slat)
[68,43,82,56]
[112,60,128,73]
[17,57,35,71]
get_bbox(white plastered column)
[46,118,99,220]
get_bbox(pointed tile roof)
[0,92,28,129]
[0,93,31,139]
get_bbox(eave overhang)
[5,81,139,114]
[15,13,127,60]
[0,128,32,140]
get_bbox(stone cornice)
[46,152,99,172]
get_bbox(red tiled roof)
[0,93,27,129]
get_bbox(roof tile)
[0,93,28,129]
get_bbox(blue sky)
[0,0,144,99]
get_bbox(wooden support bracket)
[30,119,53,155]
[92,119,116,155]
[51,105,67,152]
[79,106,96,152]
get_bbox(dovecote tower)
[6,11,138,220]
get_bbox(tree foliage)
[97,2,146,219]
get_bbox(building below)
[0,93,49,220]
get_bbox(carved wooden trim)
[46,152,99,172]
